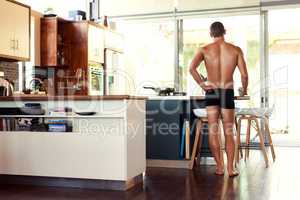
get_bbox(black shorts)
[205,88,235,109]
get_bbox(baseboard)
[0,174,143,191]
[147,159,191,169]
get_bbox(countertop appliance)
[88,63,104,96]
[0,78,13,96]
[143,86,186,96]
[104,48,124,95]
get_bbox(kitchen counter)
[0,95,147,101]
[190,95,250,100]
[147,95,250,100]
[146,95,250,167]
[0,97,146,190]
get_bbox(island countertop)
[0,95,148,101]
[147,95,250,100]
[190,95,250,100]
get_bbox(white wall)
[178,0,259,11]
[16,0,88,19]
[100,0,175,16]
[100,0,260,16]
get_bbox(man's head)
[210,22,226,38]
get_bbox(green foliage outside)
[179,40,260,91]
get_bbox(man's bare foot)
[215,166,224,176]
[228,170,239,178]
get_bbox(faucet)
[29,78,45,92]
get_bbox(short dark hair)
[210,22,226,38]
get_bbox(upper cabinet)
[41,17,71,67]
[41,19,104,67]
[88,24,104,63]
[0,0,30,61]
[104,30,124,52]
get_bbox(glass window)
[268,8,300,141]
[118,20,175,95]
[180,14,260,106]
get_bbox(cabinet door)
[98,28,104,63]
[13,2,30,60]
[41,18,58,66]
[0,0,16,58]
[104,30,124,51]
[88,25,104,63]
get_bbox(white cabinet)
[0,0,30,61]
[104,30,124,51]
[0,0,16,58]
[88,24,104,63]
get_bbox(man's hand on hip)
[200,82,217,91]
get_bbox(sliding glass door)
[268,8,300,146]
[179,13,261,107]
[118,20,175,95]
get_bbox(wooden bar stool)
[190,109,223,169]
[235,108,276,168]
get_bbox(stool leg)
[185,121,191,159]
[235,117,243,159]
[245,118,251,161]
[253,118,269,168]
[235,118,242,166]
[190,120,203,169]
[196,126,203,166]
[218,120,224,166]
[265,118,276,162]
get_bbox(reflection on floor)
[0,147,298,200]
[272,134,300,147]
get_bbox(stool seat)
[235,107,273,118]
[193,109,207,118]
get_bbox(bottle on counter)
[103,15,108,27]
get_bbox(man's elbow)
[241,74,248,81]
[189,67,195,75]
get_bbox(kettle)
[0,78,13,96]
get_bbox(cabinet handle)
[10,39,15,50]
[16,40,19,50]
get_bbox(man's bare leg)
[207,106,224,175]
[221,108,239,177]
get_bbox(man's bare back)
[202,40,243,89]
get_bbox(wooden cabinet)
[88,24,104,63]
[31,11,43,66]
[41,19,104,67]
[0,0,30,61]
[41,20,105,95]
[41,17,71,67]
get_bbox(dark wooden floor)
[0,147,299,200]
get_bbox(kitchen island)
[146,95,250,168]
[0,95,146,191]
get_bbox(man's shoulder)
[201,43,215,52]
[224,42,237,48]
[224,42,243,54]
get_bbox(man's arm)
[237,47,249,95]
[189,49,211,90]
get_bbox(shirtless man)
[189,22,248,177]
